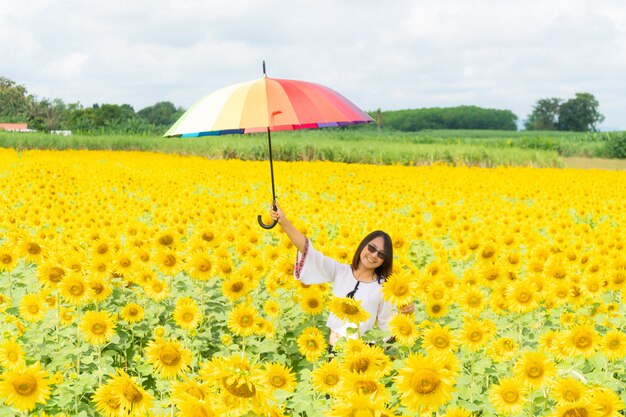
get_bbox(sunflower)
[311,359,342,395]
[486,337,519,363]
[551,376,588,405]
[145,338,192,379]
[0,244,18,272]
[18,237,46,265]
[263,362,296,393]
[297,326,327,362]
[143,277,170,301]
[59,273,91,306]
[120,302,145,323]
[506,278,540,313]
[599,330,626,361]
[513,350,556,389]
[458,286,486,316]
[459,318,494,353]
[389,313,420,347]
[561,324,599,358]
[421,323,459,354]
[0,361,52,411]
[170,376,211,404]
[154,249,183,276]
[107,369,153,415]
[227,303,259,337]
[87,277,113,303]
[328,296,370,324]
[59,306,75,326]
[92,383,122,417]
[395,353,455,413]
[173,298,202,331]
[175,396,218,417]
[19,293,47,322]
[263,300,280,318]
[79,310,117,345]
[222,274,251,302]
[299,292,326,315]
[592,387,624,417]
[187,251,214,281]
[35,262,66,288]
[488,377,528,415]
[424,297,449,319]
[0,340,25,369]
[381,270,417,308]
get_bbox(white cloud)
[1,0,625,129]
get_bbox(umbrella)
[164,62,373,229]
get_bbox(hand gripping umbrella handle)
[258,201,278,229]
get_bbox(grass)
[0,128,622,168]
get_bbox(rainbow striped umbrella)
[165,63,373,229]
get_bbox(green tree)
[557,92,604,132]
[524,98,561,130]
[137,101,183,126]
[0,76,30,120]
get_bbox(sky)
[1,0,625,130]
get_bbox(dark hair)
[350,230,393,281]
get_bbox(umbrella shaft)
[267,127,276,207]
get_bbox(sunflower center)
[198,261,211,272]
[410,370,440,394]
[91,283,104,294]
[122,383,143,404]
[106,397,121,409]
[481,247,495,259]
[163,254,176,267]
[434,335,449,348]
[324,374,339,386]
[128,308,138,316]
[564,390,580,402]
[202,232,214,242]
[182,312,195,323]
[517,292,531,303]
[159,235,174,246]
[469,331,483,342]
[562,407,588,417]
[97,263,107,272]
[160,345,181,366]
[27,243,41,255]
[307,299,320,308]
[48,267,65,282]
[527,364,543,378]
[13,375,37,396]
[608,338,620,349]
[468,296,481,307]
[222,377,256,398]
[119,258,131,268]
[431,290,444,300]
[1,254,12,264]
[28,304,40,314]
[7,351,18,362]
[503,389,519,403]
[307,339,318,349]
[239,315,253,327]
[70,283,84,296]
[574,334,591,349]
[350,357,370,373]
[355,380,377,395]
[431,304,442,313]
[270,375,286,388]
[92,322,106,335]
[232,282,244,292]
[393,284,408,296]
[96,244,109,255]
[399,324,413,336]
[341,302,360,316]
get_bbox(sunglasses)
[366,243,386,261]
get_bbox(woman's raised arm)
[270,203,307,252]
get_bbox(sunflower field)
[0,148,625,417]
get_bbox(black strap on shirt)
[345,281,360,299]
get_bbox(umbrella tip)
[262,60,266,77]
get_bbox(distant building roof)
[0,123,29,131]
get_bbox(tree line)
[1,76,606,134]
[0,77,184,134]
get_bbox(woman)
[270,204,412,346]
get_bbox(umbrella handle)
[257,215,278,229]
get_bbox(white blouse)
[294,238,395,339]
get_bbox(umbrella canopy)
[164,77,373,137]
[164,66,373,228]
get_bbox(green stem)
[8,270,11,300]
